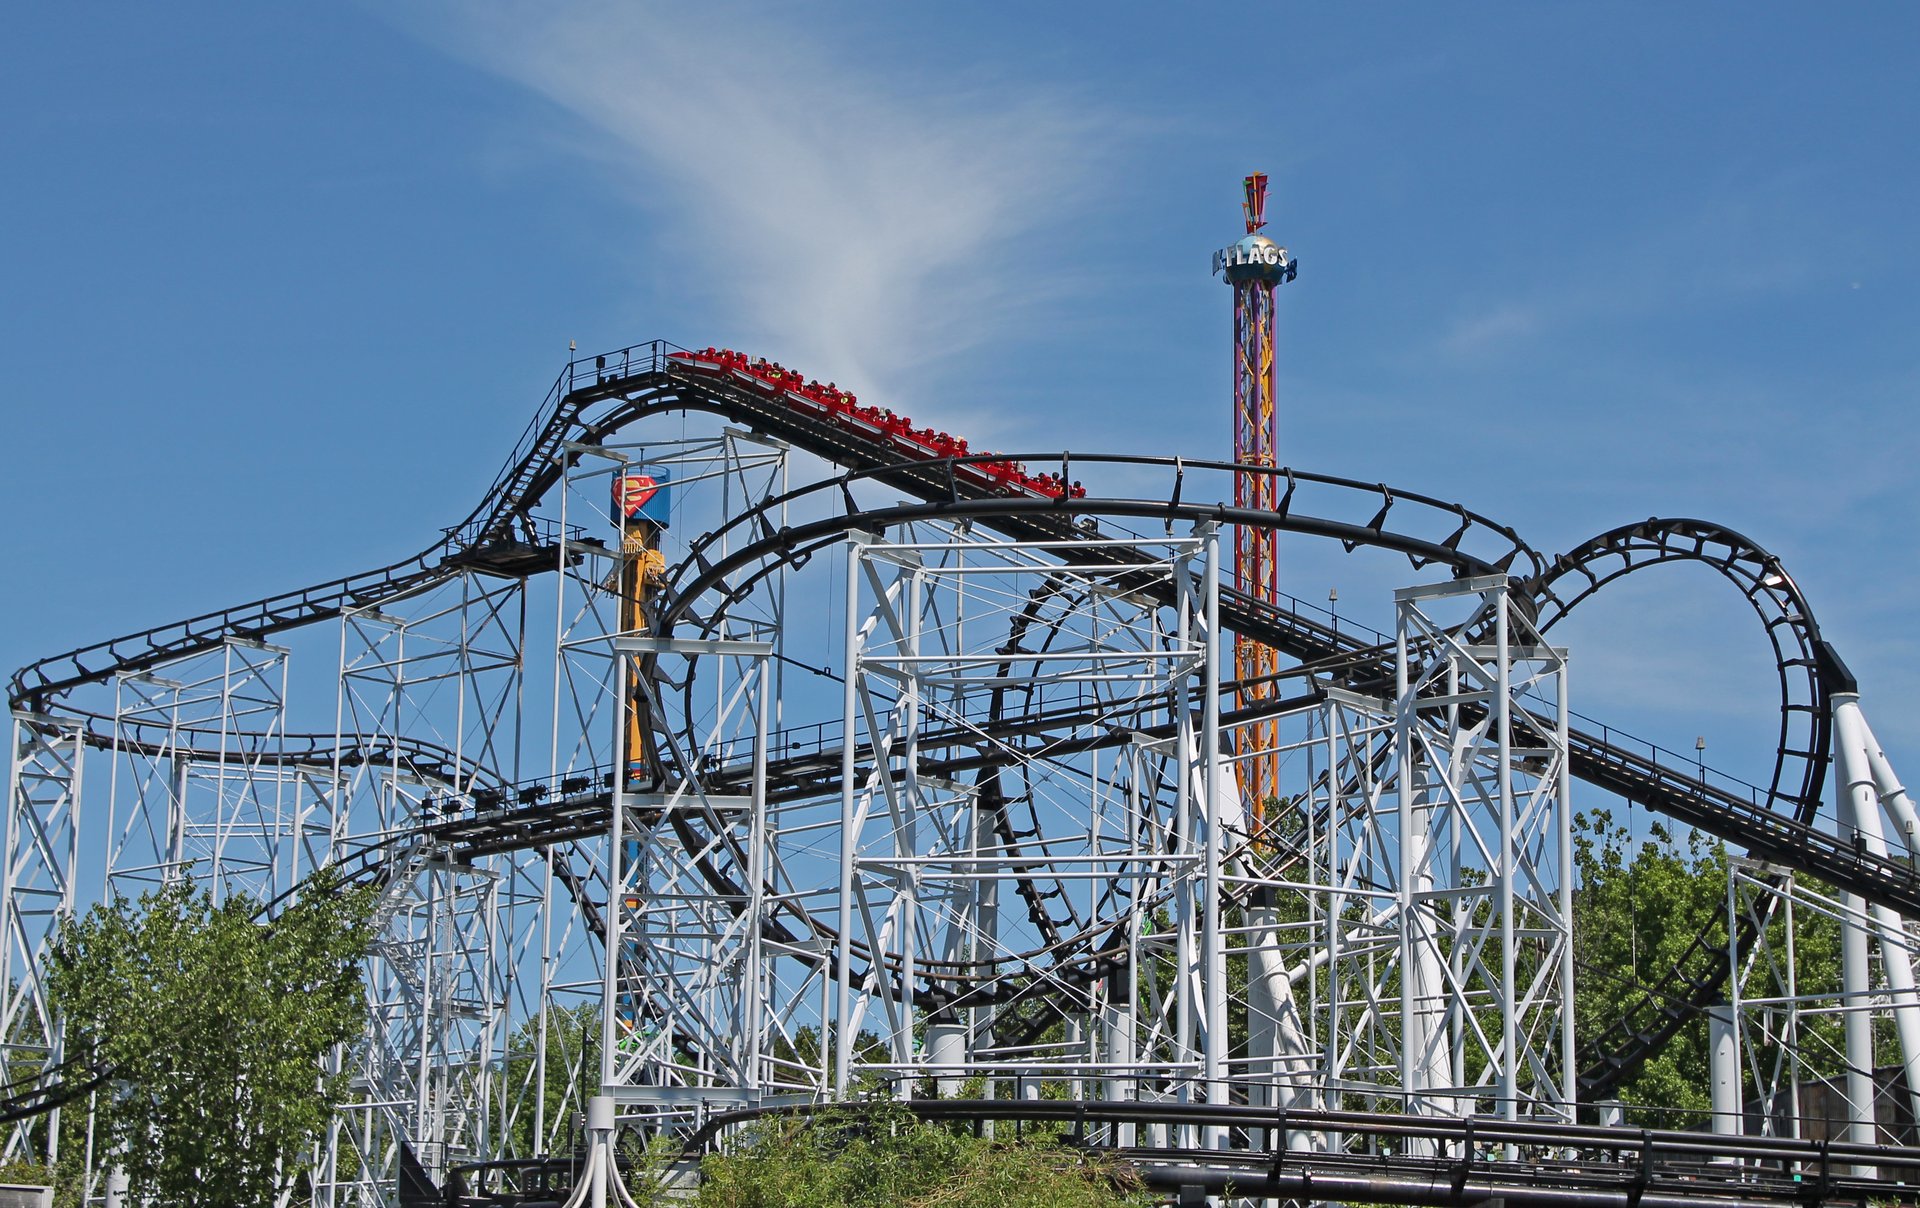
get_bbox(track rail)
[10,342,1911,1117]
[683,1097,1920,1208]
[654,489,1918,911]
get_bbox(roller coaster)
[7,339,1920,1205]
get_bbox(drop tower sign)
[1220,171,1298,831]
[1211,233,1297,282]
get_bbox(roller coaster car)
[665,350,720,375]
[443,1157,580,1208]
[667,348,1075,500]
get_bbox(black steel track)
[9,341,1914,1119]
[653,491,1916,912]
[1526,518,1841,1098]
[681,1098,1920,1208]
[630,477,1913,1098]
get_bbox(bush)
[695,1101,1148,1208]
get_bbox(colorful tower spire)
[1243,169,1269,232]
[1213,172,1298,830]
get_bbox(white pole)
[1201,525,1226,1146]
[1496,589,1518,1122]
[1172,544,1195,1136]
[587,1094,614,1208]
[1833,694,1880,1166]
[1833,696,1920,1135]
[1708,1004,1741,1154]
[834,541,861,1094]
[1853,709,1920,851]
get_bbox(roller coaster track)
[653,462,1905,908]
[10,341,1915,1114]
[8,343,1532,708]
[1526,519,1844,1097]
[625,471,1905,1097]
[684,1098,1920,1208]
[56,708,492,791]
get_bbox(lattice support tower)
[1724,846,1920,1165]
[102,637,330,903]
[0,712,85,1163]
[537,432,794,1133]
[323,570,531,1199]
[825,522,1223,1118]
[1309,575,1576,1124]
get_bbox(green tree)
[47,870,376,1207]
[499,1001,601,1158]
[1572,809,1728,1121]
[1569,808,1882,1125]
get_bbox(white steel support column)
[1172,540,1197,1133]
[1839,884,1876,1152]
[1199,523,1227,1134]
[1557,650,1576,1105]
[1709,1005,1741,1144]
[1833,693,1920,1136]
[1857,713,1920,856]
[1393,593,1451,1117]
[1,712,85,1162]
[598,646,627,1100]
[833,535,863,1095]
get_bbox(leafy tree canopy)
[48,869,376,1208]
[1572,808,1730,1122]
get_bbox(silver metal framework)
[1,712,85,1163]
[8,405,1920,1206]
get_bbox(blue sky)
[4,3,1918,789]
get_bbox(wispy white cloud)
[1437,301,1542,358]
[388,2,1107,413]
[1429,176,1841,366]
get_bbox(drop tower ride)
[1213,172,1298,825]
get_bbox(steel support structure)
[599,633,775,1109]
[1721,861,1913,1148]
[1343,574,1575,1122]
[1724,694,1920,1163]
[826,524,1219,1111]
[0,712,85,1162]
[542,433,794,1147]
[599,516,1583,1163]
[13,340,1920,1206]
[323,570,529,1201]
[102,638,328,902]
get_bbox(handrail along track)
[7,341,1906,1117]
